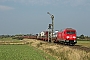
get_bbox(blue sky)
[0,0,90,36]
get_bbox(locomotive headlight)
[66,36,69,38]
[73,36,76,38]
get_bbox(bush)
[12,37,24,40]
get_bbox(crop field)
[0,45,56,60]
[0,38,21,42]
[76,40,90,47]
[0,38,90,60]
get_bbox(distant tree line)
[77,34,90,40]
[0,34,36,40]
[0,35,13,39]
[0,34,90,40]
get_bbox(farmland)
[0,45,56,60]
[0,38,56,60]
[0,38,90,60]
[76,40,90,47]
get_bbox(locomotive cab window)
[66,31,75,34]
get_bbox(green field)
[0,45,56,60]
[0,38,90,60]
[0,38,21,42]
[77,40,90,47]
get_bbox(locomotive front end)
[65,28,77,45]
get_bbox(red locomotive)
[55,28,77,45]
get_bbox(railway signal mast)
[47,12,54,42]
[48,24,52,42]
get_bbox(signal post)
[47,12,54,43]
[48,24,52,42]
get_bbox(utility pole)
[47,12,54,42]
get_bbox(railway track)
[43,40,90,52]
[69,45,90,52]
[56,42,90,52]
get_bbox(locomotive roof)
[59,28,76,32]
[65,28,75,30]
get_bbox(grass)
[0,38,90,60]
[0,38,21,42]
[0,45,56,60]
[0,38,25,45]
[77,40,90,47]
[25,39,90,60]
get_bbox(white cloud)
[0,5,14,10]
